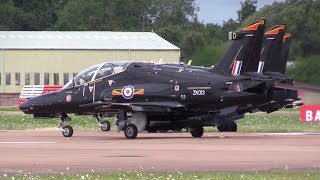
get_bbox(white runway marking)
[256,133,320,136]
[0,142,56,144]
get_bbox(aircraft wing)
[79,101,185,113]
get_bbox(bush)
[286,55,320,85]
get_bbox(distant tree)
[54,0,199,31]
[0,0,64,30]
[286,55,320,85]
[237,0,257,22]
[221,18,240,35]
[243,0,319,57]
[149,0,199,28]
[54,0,105,31]
[156,22,207,61]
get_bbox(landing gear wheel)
[100,121,111,131]
[217,123,226,132]
[217,121,237,132]
[190,127,204,138]
[62,125,73,137]
[124,124,138,139]
[229,121,237,132]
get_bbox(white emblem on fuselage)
[108,80,114,86]
[89,86,94,92]
[175,85,180,91]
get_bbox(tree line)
[0,0,319,84]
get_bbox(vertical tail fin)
[279,33,292,74]
[257,25,286,73]
[211,19,266,76]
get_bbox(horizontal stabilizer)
[275,82,320,93]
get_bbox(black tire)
[217,123,226,132]
[62,125,73,137]
[100,120,111,131]
[190,127,204,138]
[124,124,138,139]
[229,121,237,132]
[159,130,168,133]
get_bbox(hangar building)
[0,31,180,94]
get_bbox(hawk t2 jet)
[19,19,290,139]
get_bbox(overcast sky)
[195,0,284,24]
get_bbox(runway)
[1,130,320,174]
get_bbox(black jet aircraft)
[179,25,301,124]
[19,19,298,139]
[234,25,301,114]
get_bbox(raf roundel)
[66,95,72,102]
[121,85,135,99]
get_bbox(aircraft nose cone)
[19,101,30,112]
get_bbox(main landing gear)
[59,113,73,137]
[217,121,237,132]
[124,124,138,139]
[190,126,204,138]
[116,110,147,139]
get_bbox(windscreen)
[93,61,131,80]
[74,61,131,86]
[74,64,101,86]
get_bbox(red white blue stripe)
[257,61,265,74]
[231,60,243,76]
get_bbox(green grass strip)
[1,172,320,180]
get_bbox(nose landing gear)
[62,125,73,137]
[96,113,111,132]
[59,113,73,137]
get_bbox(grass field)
[1,172,320,180]
[0,109,319,132]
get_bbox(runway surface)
[1,130,320,174]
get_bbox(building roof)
[0,31,180,50]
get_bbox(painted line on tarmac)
[256,133,320,136]
[0,142,57,144]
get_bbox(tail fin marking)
[257,61,265,74]
[231,60,243,76]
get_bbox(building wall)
[1,49,180,93]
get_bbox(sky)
[195,0,284,24]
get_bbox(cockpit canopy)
[62,61,131,90]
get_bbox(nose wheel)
[62,125,73,137]
[59,113,73,137]
[96,113,111,132]
[100,121,111,131]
